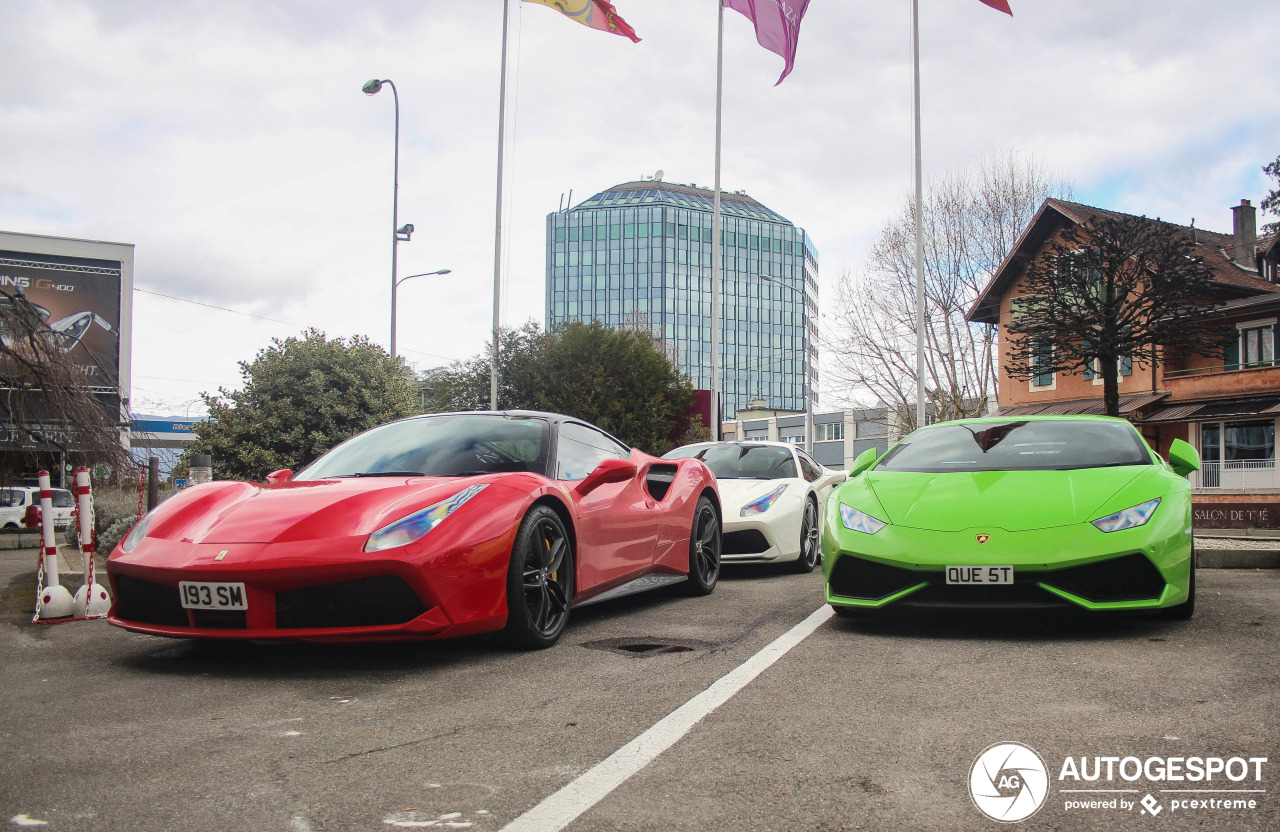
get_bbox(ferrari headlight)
[120,511,155,553]
[1091,497,1160,533]
[840,504,886,535]
[741,484,788,517]
[364,484,488,553]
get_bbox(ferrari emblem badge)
[215,550,229,561]
[975,534,990,545]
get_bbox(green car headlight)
[364,484,488,553]
[741,484,788,517]
[840,504,887,535]
[1091,497,1160,533]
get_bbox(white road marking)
[499,604,834,832]
[10,817,49,828]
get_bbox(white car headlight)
[364,484,487,553]
[1091,497,1160,533]
[840,504,887,535]
[740,484,788,517]
[120,511,156,553]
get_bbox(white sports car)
[663,441,846,572]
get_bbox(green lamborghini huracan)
[823,416,1200,618]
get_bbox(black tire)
[505,505,574,649]
[682,495,721,596]
[1160,547,1195,620]
[790,496,821,574]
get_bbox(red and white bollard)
[72,466,110,617]
[35,469,74,620]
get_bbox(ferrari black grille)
[275,575,428,629]
[828,556,926,601]
[112,574,188,627]
[191,610,247,629]
[1039,553,1166,603]
[723,529,771,555]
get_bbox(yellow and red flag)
[522,0,641,43]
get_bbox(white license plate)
[945,565,1014,585]
[179,581,248,610]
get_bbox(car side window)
[0,489,21,508]
[557,423,629,481]
[796,450,822,483]
[51,490,74,508]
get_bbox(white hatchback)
[0,486,76,531]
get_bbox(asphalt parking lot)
[1,565,1277,832]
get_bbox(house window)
[1031,340,1054,388]
[1198,419,1277,488]
[780,432,804,444]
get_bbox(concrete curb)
[1197,549,1280,569]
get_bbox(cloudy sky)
[2,0,1278,416]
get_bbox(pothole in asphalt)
[581,637,714,656]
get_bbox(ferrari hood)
[862,466,1155,532]
[146,476,499,545]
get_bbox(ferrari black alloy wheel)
[506,505,574,649]
[683,495,721,596]
[791,496,821,574]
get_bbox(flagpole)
[491,0,511,411]
[911,0,926,431]
[710,0,725,441]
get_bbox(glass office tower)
[545,180,817,417]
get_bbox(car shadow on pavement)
[113,631,518,679]
[828,607,1192,643]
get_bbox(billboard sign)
[0,249,122,390]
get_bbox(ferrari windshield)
[295,414,550,480]
[876,420,1153,473]
[664,443,798,480]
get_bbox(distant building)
[545,179,818,417]
[721,402,893,470]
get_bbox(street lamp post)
[761,275,812,454]
[362,78,415,359]
[393,269,452,360]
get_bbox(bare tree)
[1005,213,1225,417]
[829,151,1071,430]
[0,290,132,477]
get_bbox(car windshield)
[875,420,1153,473]
[664,443,798,480]
[295,414,550,480]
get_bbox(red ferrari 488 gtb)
[107,411,722,648]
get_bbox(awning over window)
[997,393,1167,417]
[1143,397,1280,424]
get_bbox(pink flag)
[724,0,812,85]
[978,0,1013,14]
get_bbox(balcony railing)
[1165,359,1280,379]
[1194,460,1278,489]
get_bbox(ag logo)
[976,534,991,544]
[968,741,1049,823]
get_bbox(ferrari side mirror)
[574,458,638,496]
[849,447,879,478]
[1167,439,1200,478]
[266,469,294,484]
